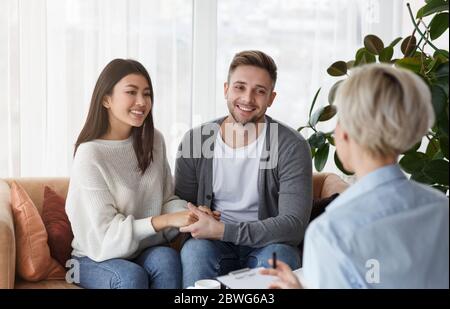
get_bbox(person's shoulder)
[410,180,449,203]
[74,140,105,164]
[71,141,109,185]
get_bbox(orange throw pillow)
[42,186,74,267]
[10,182,65,281]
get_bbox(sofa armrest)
[0,180,15,289]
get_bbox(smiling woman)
[65,58,199,289]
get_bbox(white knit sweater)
[66,130,187,262]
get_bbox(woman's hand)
[166,210,198,228]
[259,259,303,289]
[152,210,197,231]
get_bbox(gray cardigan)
[174,115,312,248]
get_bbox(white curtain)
[1,0,434,177]
[0,0,192,177]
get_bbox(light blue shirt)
[302,164,449,288]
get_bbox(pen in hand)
[272,252,277,269]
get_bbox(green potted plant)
[299,0,449,193]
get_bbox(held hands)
[152,204,221,231]
[259,259,302,289]
[197,205,221,221]
[165,210,198,228]
[179,203,225,240]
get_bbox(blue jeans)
[180,239,301,288]
[73,246,181,289]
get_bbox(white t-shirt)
[212,122,267,224]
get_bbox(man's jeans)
[72,246,182,289]
[180,239,301,288]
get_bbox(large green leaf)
[429,12,449,40]
[423,159,449,185]
[395,57,422,73]
[434,49,450,59]
[327,61,348,76]
[431,84,448,116]
[310,147,316,159]
[354,48,376,66]
[439,135,449,159]
[334,151,354,175]
[308,88,321,120]
[434,62,449,97]
[308,132,326,149]
[416,0,449,18]
[328,80,344,104]
[411,170,436,184]
[318,105,337,122]
[364,35,384,55]
[435,61,449,77]
[314,143,330,172]
[426,138,441,158]
[379,46,394,63]
[432,150,445,160]
[400,35,417,56]
[399,152,429,174]
[310,106,324,127]
[310,105,337,127]
[437,110,449,137]
[326,133,335,146]
[427,53,448,73]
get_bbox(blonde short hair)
[335,63,435,157]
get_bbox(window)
[2,0,439,177]
[0,0,192,176]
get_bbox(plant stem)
[406,3,440,52]
[309,125,318,133]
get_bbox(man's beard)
[229,105,261,126]
[230,111,258,126]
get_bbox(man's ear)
[267,91,277,107]
[224,82,229,98]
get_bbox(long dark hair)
[74,59,154,173]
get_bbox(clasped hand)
[179,203,225,240]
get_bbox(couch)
[0,173,349,289]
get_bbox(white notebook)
[216,267,304,289]
[216,267,275,289]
